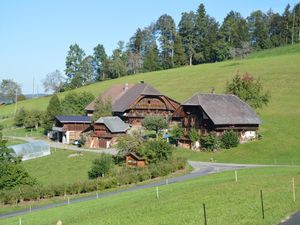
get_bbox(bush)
[221,130,239,149]
[200,133,221,151]
[189,128,199,143]
[139,139,173,164]
[88,154,113,179]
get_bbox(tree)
[43,94,62,131]
[247,10,272,50]
[0,127,36,189]
[92,96,112,121]
[0,79,22,103]
[88,154,113,179]
[178,11,197,65]
[65,44,86,89]
[43,70,64,93]
[14,107,27,127]
[220,11,249,48]
[194,3,210,63]
[93,44,108,80]
[155,14,177,69]
[173,34,186,66]
[116,135,143,155]
[138,139,173,163]
[225,72,271,109]
[170,125,184,146]
[79,55,97,85]
[142,115,168,138]
[24,110,43,129]
[143,43,160,72]
[61,91,94,115]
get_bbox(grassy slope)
[23,150,100,186]
[1,44,300,164]
[1,166,300,225]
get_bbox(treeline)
[44,2,300,92]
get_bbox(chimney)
[140,81,144,84]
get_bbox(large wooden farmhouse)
[85,116,130,148]
[86,82,180,127]
[51,116,91,144]
[174,93,261,147]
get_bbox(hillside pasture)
[1,166,300,225]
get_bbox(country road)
[0,161,265,219]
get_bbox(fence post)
[203,203,207,225]
[260,190,265,219]
[156,186,159,199]
[19,218,22,225]
[235,170,238,182]
[292,177,296,202]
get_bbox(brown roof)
[85,84,134,111]
[112,83,162,112]
[182,93,261,125]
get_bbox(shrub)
[139,139,173,164]
[221,130,239,149]
[88,154,113,179]
[189,128,199,143]
[200,133,221,151]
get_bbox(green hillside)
[2,166,300,225]
[1,44,300,164]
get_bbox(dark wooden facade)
[125,153,146,167]
[116,95,180,126]
[175,105,259,147]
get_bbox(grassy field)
[22,150,100,186]
[0,44,299,165]
[1,166,299,225]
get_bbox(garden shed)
[9,141,51,161]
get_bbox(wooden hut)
[125,152,146,167]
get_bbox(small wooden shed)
[125,152,146,167]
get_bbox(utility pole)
[14,89,18,115]
[292,6,296,45]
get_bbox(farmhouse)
[86,82,180,127]
[51,115,91,144]
[113,82,180,126]
[85,83,135,117]
[174,93,261,147]
[85,116,130,148]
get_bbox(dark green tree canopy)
[61,91,94,115]
[142,115,168,138]
[92,96,112,121]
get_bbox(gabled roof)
[182,93,261,125]
[112,83,162,112]
[95,116,130,133]
[55,115,91,123]
[85,84,135,111]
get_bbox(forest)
[41,2,300,92]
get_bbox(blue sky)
[0,0,298,94]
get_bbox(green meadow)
[1,44,300,165]
[1,166,300,225]
[23,150,100,187]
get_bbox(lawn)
[22,149,101,187]
[1,166,300,225]
[0,44,300,165]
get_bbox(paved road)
[5,136,117,155]
[278,211,300,225]
[0,161,264,219]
